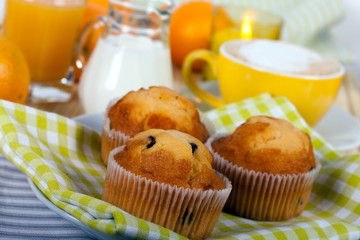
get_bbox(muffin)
[206,115,320,221]
[101,86,211,165]
[102,129,231,240]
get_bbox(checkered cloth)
[0,94,360,239]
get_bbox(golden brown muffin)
[101,86,210,166]
[212,115,316,175]
[207,115,320,221]
[102,129,231,240]
[108,86,209,141]
[115,129,225,190]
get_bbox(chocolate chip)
[190,143,197,154]
[298,198,303,206]
[147,136,156,148]
[309,166,314,172]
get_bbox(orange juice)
[3,0,85,83]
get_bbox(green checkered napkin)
[1,93,360,239]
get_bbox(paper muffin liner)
[101,97,131,165]
[101,96,214,166]
[205,134,321,221]
[102,146,232,240]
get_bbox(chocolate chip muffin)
[206,115,320,221]
[101,86,211,165]
[114,129,224,190]
[102,129,231,239]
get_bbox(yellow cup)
[183,39,345,126]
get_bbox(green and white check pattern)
[0,94,360,239]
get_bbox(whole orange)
[0,37,30,104]
[169,1,213,67]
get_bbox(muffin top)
[107,86,209,142]
[114,129,226,190]
[212,116,316,174]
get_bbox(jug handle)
[74,16,107,82]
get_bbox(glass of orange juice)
[2,0,85,102]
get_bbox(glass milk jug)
[79,0,174,114]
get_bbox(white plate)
[179,81,360,151]
[313,106,360,151]
[74,112,103,134]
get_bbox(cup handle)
[182,50,225,108]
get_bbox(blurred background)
[331,0,360,79]
[1,0,358,81]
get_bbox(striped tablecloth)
[0,154,95,240]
